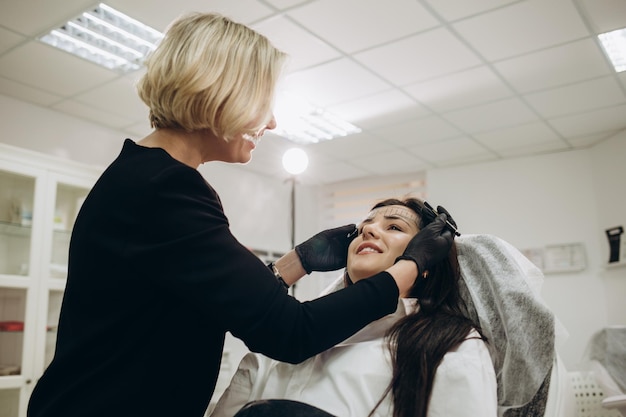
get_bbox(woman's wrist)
[386,260,418,297]
[274,250,307,287]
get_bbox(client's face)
[347,205,420,283]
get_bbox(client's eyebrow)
[383,214,414,227]
[360,210,418,229]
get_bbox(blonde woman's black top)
[27,139,399,417]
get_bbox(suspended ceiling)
[0,0,625,185]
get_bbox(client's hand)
[295,224,357,274]
[395,214,453,276]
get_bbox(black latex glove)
[436,205,457,229]
[295,224,357,274]
[395,213,453,276]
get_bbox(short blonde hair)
[137,13,287,140]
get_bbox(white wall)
[589,131,626,326]
[428,135,626,369]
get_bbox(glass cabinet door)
[0,145,100,417]
[34,178,92,376]
[48,183,89,280]
[0,170,35,277]
[0,164,41,417]
[0,288,27,378]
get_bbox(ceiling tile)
[297,146,339,167]
[404,66,513,112]
[407,136,496,164]
[453,0,590,61]
[327,89,427,127]
[524,76,626,118]
[252,15,341,72]
[577,0,626,33]
[281,58,390,107]
[495,140,570,158]
[308,131,398,160]
[73,76,149,122]
[423,0,520,21]
[349,150,430,175]
[494,39,612,93]
[300,161,372,184]
[0,41,119,96]
[442,97,539,134]
[287,0,439,53]
[354,27,482,86]
[549,104,626,137]
[473,121,563,151]
[106,0,274,31]
[0,76,63,107]
[264,0,309,9]
[0,0,94,36]
[0,27,25,54]
[619,71,626,89]
[372,115,461,147]
[565,131,618,148]
[52,99,135,129]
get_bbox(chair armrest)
[602,394,626,415]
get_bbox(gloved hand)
[395,213,453,276]
[436,205,456,229]
[295,224,357,274]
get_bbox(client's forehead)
[364,205,419,226]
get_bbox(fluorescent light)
[598,28,626,73]
[273,92,361,145]
[39,3,162,73]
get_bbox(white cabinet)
[0,144,100,417]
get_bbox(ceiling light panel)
[598,28,626,72]
[39,3,162,73]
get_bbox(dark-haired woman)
[211,198,496,417]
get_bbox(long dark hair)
[361,198,483,417]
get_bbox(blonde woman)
[27,14,453,417]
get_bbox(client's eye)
[388,224,403,232]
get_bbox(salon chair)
[583,326,626,417]
[456,234,576,417]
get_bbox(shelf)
[52,228,71,237]
[0,365,21,376]
[0,220,31,237]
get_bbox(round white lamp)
[282,148,309,176]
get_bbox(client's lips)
[357,242,382,254]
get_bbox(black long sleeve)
[27,139,399,417]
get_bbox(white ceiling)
[1,0,625,185]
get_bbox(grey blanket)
[456,234,555,416]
